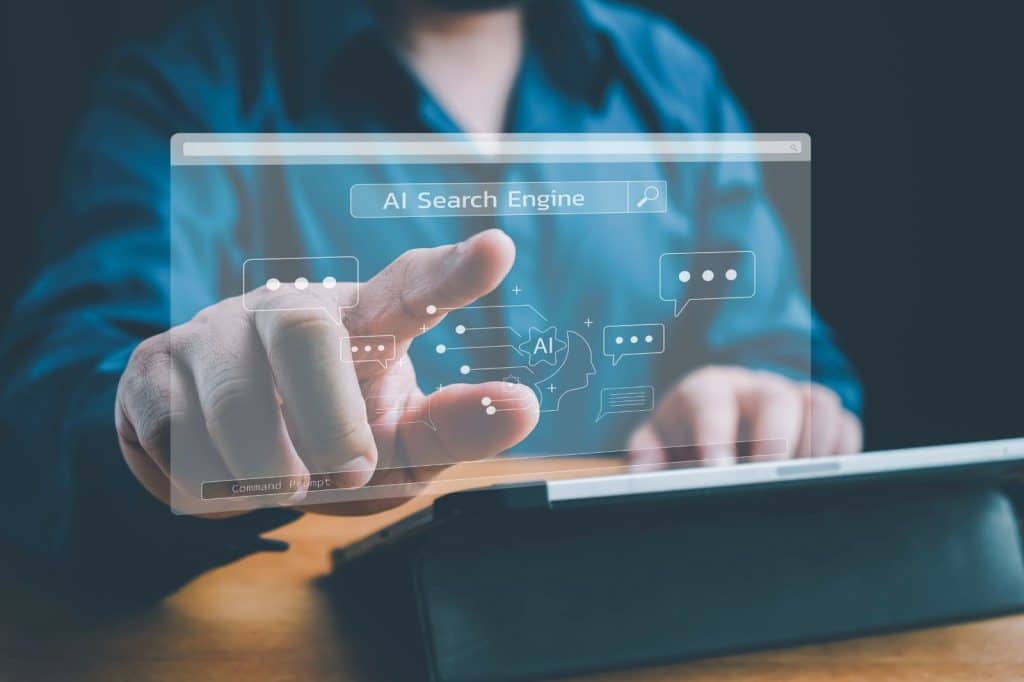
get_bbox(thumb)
[396,381,540,468]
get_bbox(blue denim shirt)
[0,0,859,591]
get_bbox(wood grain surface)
[3,458,1023,681]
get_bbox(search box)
[349,180,668,219]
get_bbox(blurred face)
[384,0,526,12]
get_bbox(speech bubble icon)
[595,385,655,423]
[366,389,437,431]
[602,323,665,367]
[659,250,756,317]
[343,334,397,368]
[242,256,360,325]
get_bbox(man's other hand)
[627,366,862,468]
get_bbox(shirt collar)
[523,0,611,103]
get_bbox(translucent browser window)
[169,134,811,514]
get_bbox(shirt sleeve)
[0,22,299,600]
[696,68,863,414]
[629,15,862,413]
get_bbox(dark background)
[1,1,1020,450]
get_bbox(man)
[0,0,861,593]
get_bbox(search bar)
[349,180,668,218]
[181,139,804,158]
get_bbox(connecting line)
[460,325,523,338]
[439,303,550,323]
[491,396,536,414]
[448,343,523,354]
[468,364,535,375]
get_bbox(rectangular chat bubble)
[602,323,665,367]
[659,250,756,317]
[242,256,359,325]
[595,385,655,422]
[344,334,396,368]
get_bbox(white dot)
[485,405,497,416]
[455,324,466,335]
[702,270,714,282]
[481,397,492,407]
[435,344,447,354]
[377,344,385,352]
[322,276,337,288]
[351,345,359,353]
[725,268,738,281]
[645,335,654,343]
[460,365,470,375]
[425,304,438,315]
[678,270,691,283]
[630,335,639,344]
[615,336,624,345]
[266,278,281,291]
[364,345,372,352]
[294,277,309,290]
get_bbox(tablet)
[334,437,1024,565]
[547,438,1024,503]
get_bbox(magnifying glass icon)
[635,185,660,208]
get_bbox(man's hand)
[115,229,540,514]
[627,366,861,468]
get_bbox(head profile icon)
[532,329,596,413]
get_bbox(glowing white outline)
[658,250,757,318]
[516,325,568,368]
[241,255,360,326]
[595,385,655,423]
[343,334,397,368]
[532,330,597,414]
[601,323,666,367]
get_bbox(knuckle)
[397,246,430,268]
[754,372,799,402]
[678,369,716,396]
[687,365,724,384]
[201,375,254,435]
[135,408,175,458]
[809,384,842,412]
[119,333,184,458]
[122,334,172,404]
[191,301,223,327]
[678,370,732,404]
[129,333,170,375]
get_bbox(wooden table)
[4,459,1024,681]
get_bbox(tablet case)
[330,479,1024,681]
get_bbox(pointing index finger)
[344,229,516,343]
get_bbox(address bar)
[180,139,804,157]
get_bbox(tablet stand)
[329,479,1024,682]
